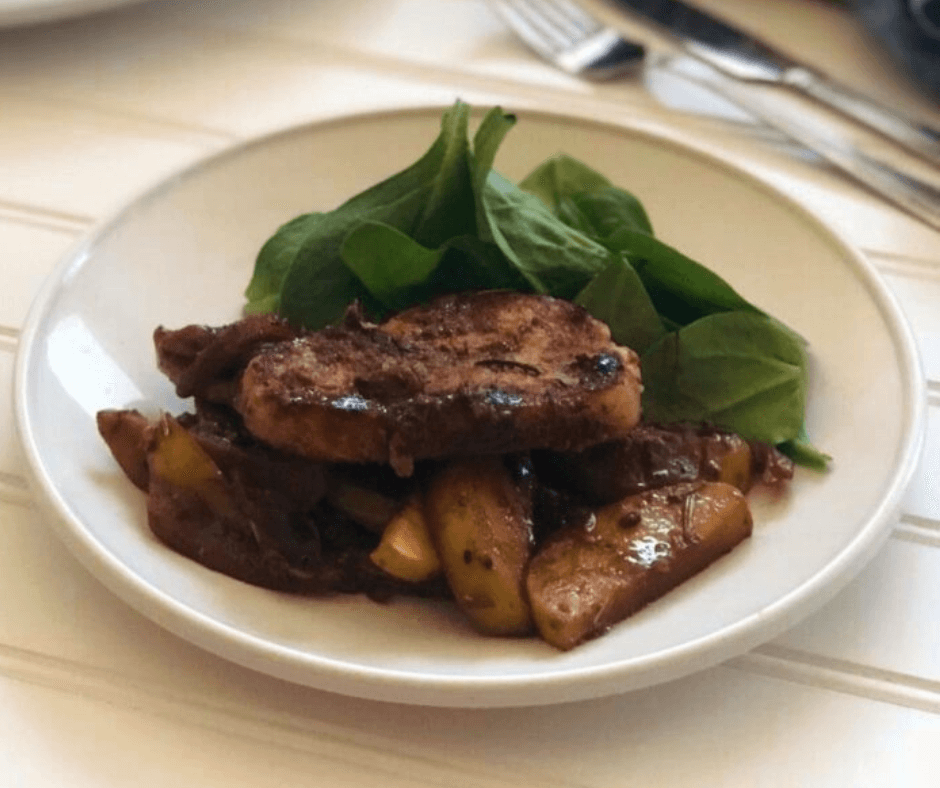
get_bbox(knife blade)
[649,52,940,232]
[613,0,940,163]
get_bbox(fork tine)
[538,0,605,37]
[490,0,646,79]
[491,0,573,56]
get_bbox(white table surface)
[2,0,939,784]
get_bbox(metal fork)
[489,0,645,79]
[489,0,940,232]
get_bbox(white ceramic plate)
[0,0,141,27]
[15,106,925,707]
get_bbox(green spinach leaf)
[340,221,446,312]
[520,155,652,241]
[247,101,479,328]
[426,235,531,294]
[244,212,322,315]
[778,425,832,471]
[340,223,530,313]
[604,228,763,327]
[641,310,808,445]
[519,154,612,211]
[471,107,517,205]
[575,256,665,353]
[561,187,653,239]
[480,170,612,299]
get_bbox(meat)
[96,406,447,599]
[534,423,794,504]
[97,406,329,591]
[237,292,643,475]
[155,313,298,404]
[94,289,789,648]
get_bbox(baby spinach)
[340,226,529,313]
[561,188,654,240]
[518,155,614,213]
[641,311,808,445]
[574,256,665,353]
[471,116,615,298]
[244,212,321,315]
[778,426,832,472]
[479,170,613,299]
[521,156,653,239]
[340,221,446,312]
[247,101,479,328]
[243,101,827,467]
[604,229,764,328]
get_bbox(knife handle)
[782,66,940,164]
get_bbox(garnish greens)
[244,102,829,469]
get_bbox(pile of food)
[97,103,821,650]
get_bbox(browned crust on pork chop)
[155,314,298,404]
[236,291,642,475]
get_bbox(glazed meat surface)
[96,406,447,599]
[534,423,794,504]
[155,313,298,405]
[237,291,643,475]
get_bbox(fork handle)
[584,35,646,80]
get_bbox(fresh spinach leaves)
[246,101,479,327]
[243,101,827,467]
[574,257,665,354]
[640,311,808,445]
[480,170,612,299]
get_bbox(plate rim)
[13,102,928,707]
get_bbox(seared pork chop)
[155,314,297,404]
[237,291,642,475]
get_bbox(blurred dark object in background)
[853,0,940,100]
[909,0,940,39]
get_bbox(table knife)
[612,0,940,163]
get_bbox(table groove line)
[2,87,240,147]
[0,199,96,229]
[899,512,940,531]
[736,645,940,715]
[0,330,18,352]
[0,642,591,788]
[0,204,91,235]
[0,480,31,507]
[189,25,599,108]
[2,633,940,755]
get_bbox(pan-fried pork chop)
[237,291,643,475]
[155,314,297,404]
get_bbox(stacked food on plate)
[97,104,821,650]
